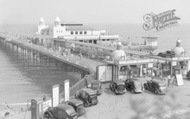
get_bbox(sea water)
[0,24,190,103]
[0,37,80,103]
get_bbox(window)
[80,31,83,34]
[84,31,87,34]
[71,31,73,35]
[75,31,78,34]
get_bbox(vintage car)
[66,99,85,117]
[87,80,102,95]
[125,79,144,93]
[144,79,167,95]
[43,104,78,119]
[186,70,190,80]
[109,80,126,95]
[75,88,98,107]
[158,50,175,58]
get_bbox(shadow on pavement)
[104,87,115,95]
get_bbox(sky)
[0,0,189,25]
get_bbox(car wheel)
[143,84,147,89]
[110,83,115,92]
[110,83,113,91]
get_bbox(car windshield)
[134,82,142,89]
[159,86,166,90]
[65,107,76,115]
[77,105,84,113]
[90,94,97,98]
[92,84,99,89]
[158,82,166,87]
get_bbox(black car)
[109,80,126,95]
[75,88,98,107]
[87,80,102,95]
[125,79,144,93]
[66,99,85,117]
[43,104,78,119]
[144,79,167,95]
[186,70,190,80]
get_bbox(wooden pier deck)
[9,39,106,74]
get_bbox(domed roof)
[55,16,61,22]
[176,39,181,43]
[173,47,185,57]
[116,42,122,50]
[112,49,127,63]
[40,17,45,23]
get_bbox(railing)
[10,39,94,74]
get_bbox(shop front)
[116,59,156,81]
[155,57,190,77]
[171,57,190,76]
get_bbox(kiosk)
[97,42,156,82]
[155,40,190,77]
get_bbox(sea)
[0,23,190,104]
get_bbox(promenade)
[4,79,190,119]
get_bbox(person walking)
[79,51,82,59]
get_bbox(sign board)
[52,84,60,107]
[176,74,184,86]
[188,61,190,71]
[148,63,153,68]
[64,80,70,101]
[42,99,52,112]
[97,65,112,82]
[172,57,189,61]
[119,59,155,65]
[172,61,177,66]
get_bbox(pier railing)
[9,38,95,74]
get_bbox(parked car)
[43,104,78,119]
[125,79,144,93]
[186,70,190,80]
[109,80,126,95]
[87,80,102,95]
[144,79,167,95]
[75,88,98,107]
[158,50,175,58]
[66,99,85,117]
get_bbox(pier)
[0,31,155,77]
[0,32,106,76]
[1,30,190,119]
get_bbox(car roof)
[151,79,166,85]
[67,99,83,106]
[81,88,97,95]
[57,104,73,110]
[114,80,125,85]
[57,104,76,115]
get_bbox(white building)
[52,16,119,44]
[36,17,49,35]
